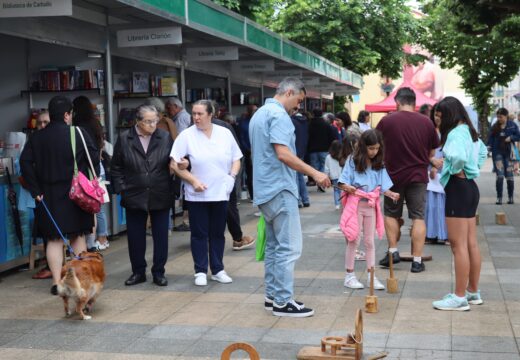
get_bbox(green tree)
[420,0,520,139]
[270,0,422,78]
[212,0,278,24]
[214,0,422,78]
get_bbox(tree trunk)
[478,101,490,141]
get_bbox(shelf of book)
[21,88,103,96]
[113,93,173,99]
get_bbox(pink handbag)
[69,127,105,214]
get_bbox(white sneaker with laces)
[370,276,385,290]
[194,272,207,286]
[344,274,364,289]
[211,270,233,284]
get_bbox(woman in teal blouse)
[432,97,487,312]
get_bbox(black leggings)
[445,176,479,218]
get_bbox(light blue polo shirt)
[249,98,298,205]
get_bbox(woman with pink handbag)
[20,96,99,296]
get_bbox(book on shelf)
[132,72,149,93]
[29,67,102,91]
[113,73,131,93]
[159,74,178,96]
[185,88,227,104]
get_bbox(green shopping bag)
[255,214,266,261]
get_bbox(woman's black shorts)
[444,176,479,218]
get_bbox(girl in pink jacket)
[338,130,399,290]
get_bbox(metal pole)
[227,76,232,113]
[180,60,186,107]
[104,13,118,236]
[104,20,114,144]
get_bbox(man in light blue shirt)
[249,77,331,318]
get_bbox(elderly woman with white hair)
[144,97,177,140]
[111,104,174,287]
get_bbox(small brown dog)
[57,251,105,320]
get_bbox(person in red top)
[376,87,439,273]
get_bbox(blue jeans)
[309,152,328,172]
[96,204,108,237]
[259,191,302,305]
[296,158,310,205]
[493,153,514,198]
[332,179,341,206]
[187,201,228,274]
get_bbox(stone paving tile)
[382,348,453,359]
[0,333,22,347]
[497,269,520,284]
[386,334,451,351]
[452,335,518,353]
[144,325,210,340]
[0,348,53,360]
[201,326,268,342]
[0,319,56,334]
[125,338,194,356]
[161,302,235,326]
[1,333,79,351]
[261,328,329,345]
[451,351,520,360]
[68,335,136,353]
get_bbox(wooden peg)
[365,268,378,313]
[386,251,399,294]
[495,212,507,225]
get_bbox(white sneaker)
[211,270,233,284]
[253,211,262,217]
[371,276,385,290]
[194,272,207,286]
[335,205,340,210]
[344,274,364,289]
[95,240,109,250]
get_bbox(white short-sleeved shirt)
[170,124,243,202]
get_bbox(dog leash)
[40,199,78,259]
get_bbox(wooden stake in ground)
[386,251,399,294]
[365,268,378,313]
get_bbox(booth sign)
[0,0,72,17]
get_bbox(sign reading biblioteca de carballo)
[0,0,72,17]
[117,27,182,48]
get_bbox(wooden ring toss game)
[297,309,363,360]
[221,342,260,360]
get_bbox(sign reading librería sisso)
[0,0,72,17]
[117,27,182,48]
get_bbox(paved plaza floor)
[1,160,519,359]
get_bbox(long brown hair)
[353,129,384,172]
[437,96,478,145]
[339,134,357,167]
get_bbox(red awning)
[365,80,437,113]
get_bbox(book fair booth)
[0,0,362,272]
